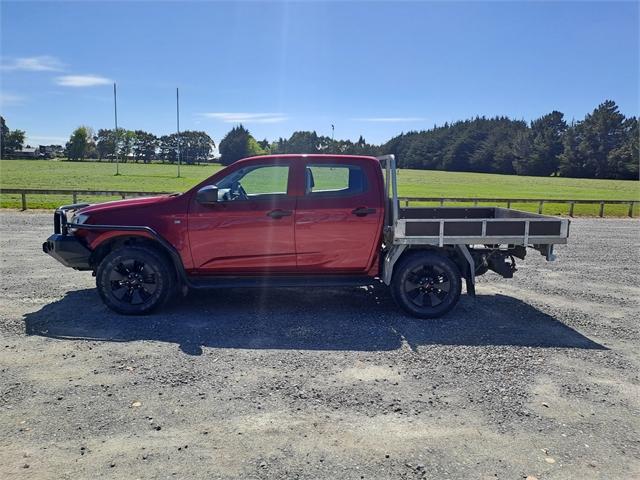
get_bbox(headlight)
[68,213,89,232]
[73,213,89,225]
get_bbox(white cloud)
[352,117,426,122]
[0,93,26,106]
[200,112,288,124]
[1,55,64,72]
[27,135,68,144]
[55,74,112,87]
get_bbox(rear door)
[189,160,297,274]
[294,159,383,274]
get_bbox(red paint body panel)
[77,194,194,269]
[294,157,384,273]
[188,196,297,273]
[187,157,299,274]
[77,154,386,277]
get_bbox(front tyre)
[391,251,462,319]
[96,246,174,315]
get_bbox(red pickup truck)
[43,154,570,318]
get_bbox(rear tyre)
[96,246,174,315]
[391,251,462,319]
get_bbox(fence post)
[21,193,27,211]
[629,202,635,218]
[72,192,78,204]
[538,201,544,214]
[507,200,511,208]
[121,194,126,199]
[473,199,478,206]
[569,202,575,217]
[599,201,605,218]
[404,199,409,207]
[439,199,444,206]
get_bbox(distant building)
[2,145,66,159]
[40,145,64,158]
[12,146,41,159]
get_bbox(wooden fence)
[0,188,637,218]
[0,188,171,211]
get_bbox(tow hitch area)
[488,251,518,278]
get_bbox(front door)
[188,161,296,274]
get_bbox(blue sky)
[1,1,638,147]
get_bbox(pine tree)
[219,125,264,165]
[576,100,627,178]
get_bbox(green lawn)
[1,159,638,216]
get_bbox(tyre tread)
[96,245,174,315]
[391,251,462,319]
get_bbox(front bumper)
[43,234,92,270]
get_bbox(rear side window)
[304,164,366,196]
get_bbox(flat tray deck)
[395,207,570,246]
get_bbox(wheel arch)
[89,234,185,284]
[383,245,465,285]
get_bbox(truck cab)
[187,154,384,275]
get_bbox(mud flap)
[456,245,476,298]
[465,277,476,297]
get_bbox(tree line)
[65,127,216,164]
[217,126,375,166]
[0,116,26,157]
[217,100,637,180]
[2,99,638,179]
[380,100,638,180]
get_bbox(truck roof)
[237,153,380,165]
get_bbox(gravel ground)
[0,211,639,480]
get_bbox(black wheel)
[391,251,462,319]
[96,246,174,315]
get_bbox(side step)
[185,275,376,289]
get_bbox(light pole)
[176,87,181,178]
[331,124,335,153]
[113,83,120,176]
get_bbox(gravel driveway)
[1,211,638,479]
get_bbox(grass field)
[1,159,638,216]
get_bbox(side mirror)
[196,185,219,205]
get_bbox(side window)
[241,166,289,195]
[217,165,289,201]
[305,164,366,196]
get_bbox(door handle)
[267,209,293,219]
[351,207,376,217]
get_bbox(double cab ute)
[43,154,570,318]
